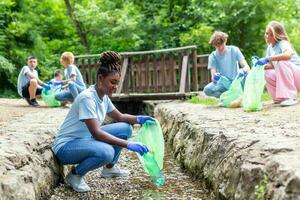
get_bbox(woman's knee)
[93,145,115,163]
[118,122,133,138]
[264,69,275,82]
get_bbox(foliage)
[0,55,16,88]
[1,0,300,96]
[255,175,268,200]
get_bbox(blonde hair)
[60,52,74,65]
[266,21,289,42]
[209,31,228,47]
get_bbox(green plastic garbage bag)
[41,88,61,107]
[242,57,265,112]
[134,119,165,186]
[220,77,243,107]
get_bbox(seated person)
[54,52,86,103]
[203,31,250,98]
[17,56,51,107]
[51,69,64,82]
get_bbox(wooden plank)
[179,55,188,93]
[111,92,191,101]
[123,58,130,94]
[153,57,158,92]
[74,46,197,59]
[136,57,142,92]
[81,59,86,83]
[145,56,150,92]
[169,56,175,92]
[161,55,166,92]
[88,58,92,85]
[116,56,128,95]
[94,58,99,84]
[192,49,198,91]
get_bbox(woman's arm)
[107,109,137,124]
[269,50,292,62]
[84,118,128,148]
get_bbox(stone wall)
[0,108,69,200]
[154,101,300,199]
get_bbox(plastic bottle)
[143,152,165,186]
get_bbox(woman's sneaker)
[100,165,130,178]
[280,99,298,107]
[65,172,91,193]
[29,99,40,107]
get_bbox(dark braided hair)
[97,51,121,77]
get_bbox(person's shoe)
[29,99,40,107]
[273,100,282,104]
[218,102,225,107]
[65,172,91,193]
[280,99,298,107]
[100,165,130,178]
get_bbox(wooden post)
[179,55,189,93]
[116,56,128,96]
[192,49,198,91]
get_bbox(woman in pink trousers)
[256,21,300,106]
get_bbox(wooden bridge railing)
[75,46,210,99]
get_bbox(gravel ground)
[0,98,213,200]
[50,149,213,200]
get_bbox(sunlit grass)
[187,95,219,106]
[187,92,300,106]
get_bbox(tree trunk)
[64,0,89,50]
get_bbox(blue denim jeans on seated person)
[203,81,228,98]
[55,122,133,176]
[55,81,85,102]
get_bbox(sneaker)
[280,99,298,107]
[65,172,91,193]
[218,102,225,107]
[29,99,40,107]
[100,165,130,178]
[273,100,282,104]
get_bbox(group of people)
[15,20,300,193]
[204,21,300,107]
[17,52,86,107]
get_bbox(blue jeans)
[55,81,85,102]
[203,81,228,98]
[55,122,133,176]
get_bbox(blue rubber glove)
[127,142,149,156]
[237,68,247,78]
[136,115,155,125]
[213,72,221,82]
[41,83,51,90]
[255,57,269,66]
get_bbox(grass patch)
[187,95,219,106]
[261,92,272,101]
